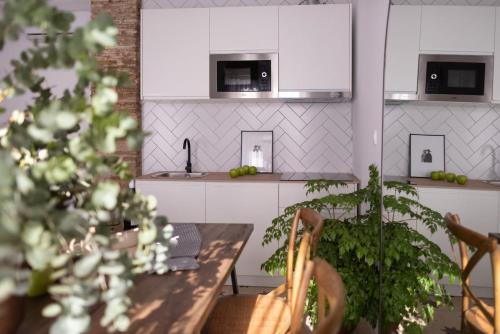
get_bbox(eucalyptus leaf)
[42,303,62,318]
[91,182,119,210]
[0,278,15,301]
[74,252,101,278]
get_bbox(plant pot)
[0,295,25,334]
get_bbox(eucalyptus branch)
[0,1,173,333]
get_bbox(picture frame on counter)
[241,130,273,173]
[409,134,445,178]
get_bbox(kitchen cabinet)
[278,182,357,216]
[278,4,351,92]
[420,6,495,54]
[385,6,421,96]
[493,8,500,101]
[417,187,500,294]
[206,182,280,286]
[141,8,209,99]
[134,178,358,286]
[209,7,278,53]
[135,180,206,223]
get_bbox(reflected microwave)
[417,54,493,103]
[210,53,278,99]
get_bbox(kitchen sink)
[152,172,209,179]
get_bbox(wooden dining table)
[17,223,254,334]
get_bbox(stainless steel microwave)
[418,54,493,103]
[210,53,278,99]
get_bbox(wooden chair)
[290,258,345,334]
[202,208,324,334]
[445,213,500,333]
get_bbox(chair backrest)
[290,258,346,334]
[445,212,500,331]
[287,208,324,304]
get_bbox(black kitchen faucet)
[183,138,192,173]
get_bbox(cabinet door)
[279,182,357,213]
[135,181,205,223]
[141,9,209,99]
[210,7,278,53]
[206,183,279,286]
[420,6,495,54]
[493,8,500,101]
[417,188,499,289]
[385,6,421,94]
[279,4,351,92]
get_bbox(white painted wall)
[0,10,90,125]
[351,0,389,185]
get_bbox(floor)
[423,297,461,334]
[221,286,467,333]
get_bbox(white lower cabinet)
[279,182,357,216]
[206,183,280,286]
[134,180,360,287]
[135,181,205,223]
[417,187,500,295]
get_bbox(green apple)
[241,165,250,175]
[229,169,239,178]
[437,171,446,180]
[430,171,440,181]
[446,172,456,183]
[248,166,257,175]
[237,167,246,176]
[456,175,468,185]
[27,268,51,297]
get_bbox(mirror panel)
[382,1,500,332]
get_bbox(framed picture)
[241,131,273,173]
[409,134,445,177]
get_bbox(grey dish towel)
[167,223,202,271]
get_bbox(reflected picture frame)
[240,131,273,173]
[409,134,445,178]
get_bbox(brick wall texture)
[91,0,142,177]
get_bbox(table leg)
[230,268,239,295]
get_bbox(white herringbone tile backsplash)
[383,103,500,180]
[142,101,353,174]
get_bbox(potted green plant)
[0,1,171,333]
[262,165,459,333]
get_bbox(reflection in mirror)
[383,1,500,333]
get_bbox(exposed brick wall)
[91,0,142,177]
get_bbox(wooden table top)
[17,223,254,334]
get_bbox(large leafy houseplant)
[262,165,459,333]
[0,1,172,333]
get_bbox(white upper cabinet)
[420,6,495,54]
[385,6,421,94]
[141,9,209,99]
[493,8,500,101]
[278,4,351,92]
[210,7,278,53]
